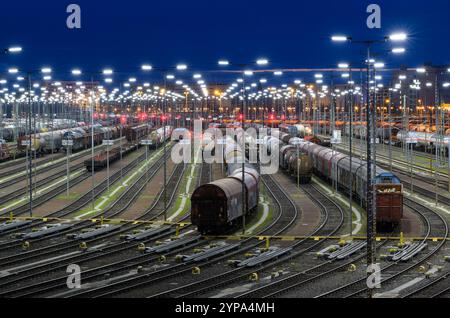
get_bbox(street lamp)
[392,48,406,54]
[331,31,407,298]
[218,58,268,234]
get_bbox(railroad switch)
[137,243,146,252]
[159,255,166,263]
[418,265,427,273]
[249,272,259,282]
[347,264,357,272]
[388,247,399,254]
[192,267,201,275]
[22,241,30,250]
[339,238,349,247]
[79,242,88,250]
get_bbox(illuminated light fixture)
[294,80,302,84]
[341,73,350,78]
[105,78,113,83]
[338,63,349,69]
[416,68,426,73]
[176,64,187,70]
[331,35,348,42]
[374,63,385,69]
[197,80,205,85]
[399,75,407,80]
[426,82,432,87]
[244,70,253,76]
[17,76,24,81]
[392,48,405,54]
[41,67,52,74]
[316,79,323,84]
[0,80,7,84]
[237,78,243,83]
[314,74,323,79]
[389,33,407,41]
[8,68,18,74]
[443,82,450,88]
[141,64,152,71]
[218,60,229,66]
[166,74,175,80]
[128,77,137,83]
[7,46,22,53]
[71,69,82,75]
[274,71,283,76]
[256,58,269,65]
[103,69,113,75]
[176,80,183,85]
[124,83,130,87]
[193,74,202,79]
[43,75,52,81]
[375,75,382,80]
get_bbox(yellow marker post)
[100,216,104,226]
[9,212,13,222]
[265,237,270,250]
[398,232,405,248]
[175,225,180,238]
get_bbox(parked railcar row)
[0,119,81,142]
[191,131,259,234]
[296,140,403,230]
[84,125,173,172]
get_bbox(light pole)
[72,67,113,211]
[142,63,188,221]
[219,58,269,235]
[332,32,407,298]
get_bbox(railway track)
[0,171,91,217]
[0,146,174,263]
[0,149,99,189]
[228,183,345,298]
[0,146,160,246]
[0,155,62,176]
[0,160,187,297]
[314,198,448,298]
[0,164,86,208]
[401,271,450,298]
[49,172,296,298]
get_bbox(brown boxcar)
[375,184,403,230]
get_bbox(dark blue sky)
[1,0,449,77]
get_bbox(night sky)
[1,0,449,81]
